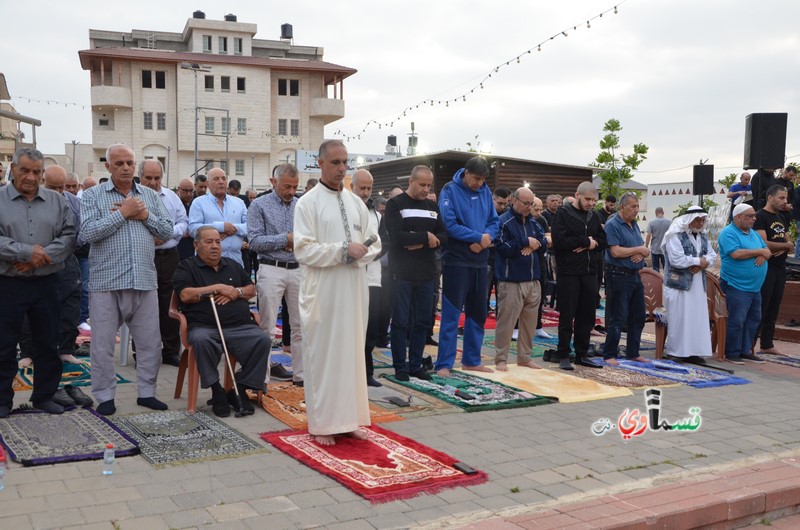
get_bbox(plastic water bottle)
[442,385,457,396]
[0,446,6,490]
[102,443,115,475]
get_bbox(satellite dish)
[386,144,394,151]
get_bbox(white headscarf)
[661,206,708,253]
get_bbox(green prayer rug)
[14,361,131,392]
[384,370,553,412]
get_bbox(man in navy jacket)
[493,187,546,370]
[436,157,500,375]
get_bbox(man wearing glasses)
[177,178,197,260]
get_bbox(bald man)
[351,169,384,386]
[493,187,546,370]
[176,177,197,260]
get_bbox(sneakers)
[411,370,432,381]
[725,357,746,365]
[740,353,766,364]
[535,329,553,339]
[269,363,293,381]
[78,322,92,336]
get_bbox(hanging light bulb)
[538,45,541,51]
[516,56,520,64]
[562,31,568,37]
[446,101,449,107]
[480,83,484,89]
[614,6,618,13]
[587,20,591,28]
[462,95,466,102]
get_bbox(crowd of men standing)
[1,142,797,446]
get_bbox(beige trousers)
[494,280,541,365]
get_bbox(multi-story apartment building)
[78,11,355,189]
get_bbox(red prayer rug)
[261,424,487,503]
[435,314,497,330]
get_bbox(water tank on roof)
[281,23,293,40]
[387,135,397,147]
[193,10,205,19]
[224,13,237,22]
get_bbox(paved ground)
[2,323,800,529]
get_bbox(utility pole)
[180,63,211,177]
[71,140,79,172]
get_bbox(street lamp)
[180,62,211,177]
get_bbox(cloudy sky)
[3,0,800,183]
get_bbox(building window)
[221,76,230,92]
[234,37,243,55]
[237,118,246,135]
[235,159,245,176]
[143,112,153,130]
[155,71,166,89]
[221,117,231,135]
[290,79,300,96]
[278,119,287,136]
[278,79,287,96]
[157,112,166,130]
[203,35,212,53]
[218,36,228,54]
[142,70,152,88]
[237,77,246,93]
[290,119,300,136]
[205,116,215,134]
[278,79,299,96]
[204,75,214,91]
[219,160,228,172]
[98,118,110,127]
[157,156,167,169]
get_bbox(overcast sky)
[3,0,800,183]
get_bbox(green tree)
[673,197,719,217]
[590,119,649,200]
[720,172,737,191]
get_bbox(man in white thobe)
[294,140,381,445]
[661,206,717,363]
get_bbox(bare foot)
[313,435,335,446]
[760,348,785,356]
[462,365,494,373]
[605,358,619,366]
[18,357,33,369]
[345,428,368,440]
[436,368,451,377]
[60,354,82,364]
[517,361,541,369]
[495,362,508,372]
[630,356,651,363]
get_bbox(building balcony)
[91,85,132,109]
[309,97,344,124]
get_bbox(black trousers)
[757,264,786,350]
[556,274,598,360]
[0,274,62,407]
[365,286,382,377]
[155,249,181,358]
[378,266,392,344]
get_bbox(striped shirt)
[154,186,189,250]
[81,180,173,291]
[246,191,296,263]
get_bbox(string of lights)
[332,1,628,142]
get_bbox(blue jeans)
[651,253,665,273]
[602,269,646,360]
[437,265,488,370]
[78,256,90,324]
[720,279,761,359]
[390,278,434,376]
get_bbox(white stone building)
[78,12,355,189]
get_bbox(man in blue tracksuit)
[436,157,501,375]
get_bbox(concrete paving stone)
[91,486,143,504]
[135,480,185,498]
[79,502,134,523]
[533,482,581,500]
[524,469,569,486]
[620,467,660,481]
[564,476,611,493]
[0,497,52,517]
[401,492,447,510]
[406,506,452,523]
[243,513,295,529]
[286,489,338,508]
[17,479,67,498]
[679,444,718,456]
[505,489,552,506]
[127,496,180,517]
[324,499,377,522]
[579,459,621,474]
[366,511,417,529]
[473,494,525,512]
[553,463,595,480]
[161,508,215,528]
[171,491,223,510]
[0,515,31,529]
[253,465,306,482]
[324,486,362,503]
[490,461,535,478]
[368,499,411,514]
[63,523,115,530]
[216,484,275,504]
[44,490,96,510]
[594,471,639,486]
[207,501,259,522]
[96,471,153,488]
[284,505,338,527]
[32,464,85,482]
[326,519,376,530]
[4,466,42,485]
[247,495,300,515]
[441,500,488,517]
[745,434,783,445]
[29,507,85,530]
[201,519,251,530]
[467,480,517,498]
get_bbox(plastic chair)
[705,272,727,362]
[170,292,263,413]
[638,267,667,359]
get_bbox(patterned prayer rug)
[252,384,403,430]
[763,353,800,368]
[369,380,461,417]
[479,365,633,403]
[371,348,394,368]
[0,407,139,466]
[13,361,131,392]
[541,308,604,328]
[384,371,552,412]
[570,364,680,389]
[603,359,751,388]
[261,423,487,503]
[116,410,264,467]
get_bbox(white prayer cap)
[732,203,754,217]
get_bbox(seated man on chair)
[172,225,269,417]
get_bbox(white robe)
[293,184,381,435]
[663,232,717,358]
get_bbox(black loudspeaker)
[743,113,787,169]
[387,135,397,147]
[693,165,714,195]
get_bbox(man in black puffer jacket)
[551,182,607,370]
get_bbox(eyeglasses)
[178,188,194,192]
[516,199,534,207]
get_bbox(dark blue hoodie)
[439,168,500,267]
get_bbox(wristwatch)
[235,288,244,299]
